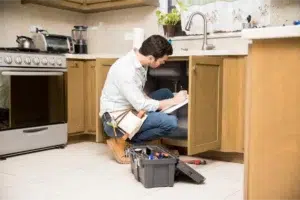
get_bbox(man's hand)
[173,90,188,104]
[158,90,188,111]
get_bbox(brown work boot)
[106,138,130,164]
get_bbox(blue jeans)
[102,88,187,144]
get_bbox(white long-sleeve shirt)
[99,49,159,118]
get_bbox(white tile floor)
[0,142,244,200]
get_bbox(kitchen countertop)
[65,53,123,60]
[65,49,248,60]
[241,25,300,39]
[171,49,248,57]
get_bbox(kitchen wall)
[1,0,299,52]
[85,6,161,55]
[0,0,85,47]
[85,0,300,54]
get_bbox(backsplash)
[270,0,300,26]
[0,0,85,47]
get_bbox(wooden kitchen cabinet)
[95,56,246,155]
[66,60,97,135]
[245,38,300,200]
[21,0,159,13]
[66,60,85,134]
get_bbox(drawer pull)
[23,127,48,134]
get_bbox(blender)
[72,26,88,54]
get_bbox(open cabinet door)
[188,56,223,155]
[95,58,117,143]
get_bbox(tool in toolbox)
[129,145,206,188]
[182,159,207,165]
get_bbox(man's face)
[148,55,168,69]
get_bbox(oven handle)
[1,71,63,76]
[23,127,48,134]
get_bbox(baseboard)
[68,133,96,144]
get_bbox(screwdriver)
[183,159,207,165]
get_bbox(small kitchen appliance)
[72,25,88,54]
[32,29,74,54]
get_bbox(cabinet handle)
[91,65,95,68]
[192,65,196,71]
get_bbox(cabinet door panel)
[188,56,223,155]
[95,58,117,142]
[221,57,245,153]
[84,61,96,133]
[67,61,84,134]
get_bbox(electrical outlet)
[29,25,43,33]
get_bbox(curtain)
[180,0,270,35]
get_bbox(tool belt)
[102,109,147,140]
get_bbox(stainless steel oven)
[0,48,67,159]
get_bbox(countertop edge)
[65,50,248,60]
[241,25,300,40]
[65,54,123,59]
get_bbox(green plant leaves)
[156,0,188,26]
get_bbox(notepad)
[117,111,148,140]
[161,95,189,114]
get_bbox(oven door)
[0,69,66,131]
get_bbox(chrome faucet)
[185,11,215,50]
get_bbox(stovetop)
[0,47,63,54]
[0,47,66,68]
[0,47,41,52]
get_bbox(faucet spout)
[185,11,215,50]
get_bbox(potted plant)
[156,0,187,37]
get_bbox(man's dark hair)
[139,35,173,60]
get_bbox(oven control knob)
[15,56,22,64]
[49,58,55,65]
[4,56,12,64]
[24,57,31,64]
[42,58,48,65]
[56,59,62,66]
[33,57,40,65]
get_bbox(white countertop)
[171,49,248,57]
[65,53,122,59]
[242,25,300,40]
[66,49,247,60]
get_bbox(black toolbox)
[128,145,206,188]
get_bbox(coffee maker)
[72,26,88,54]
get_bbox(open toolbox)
[128,145,206,188]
